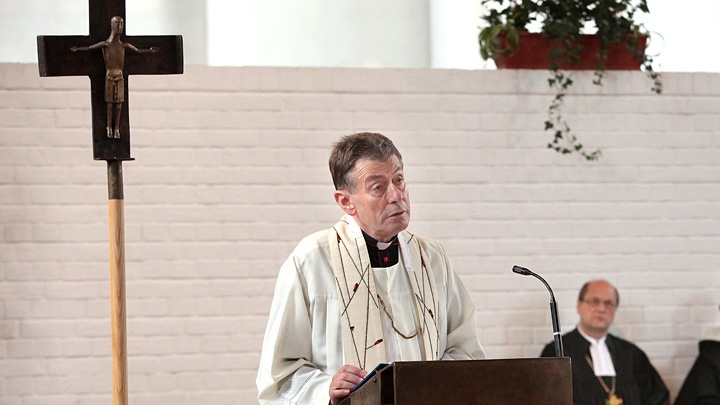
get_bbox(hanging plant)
[479,0,661,161]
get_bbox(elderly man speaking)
[257,132,485,404]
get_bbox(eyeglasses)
[582,298,617,310]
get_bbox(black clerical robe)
[674,340,720,405]
[540,328,670,405]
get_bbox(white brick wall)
[1,63,719,403]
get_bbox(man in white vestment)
[256,132,485,404]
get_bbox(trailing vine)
[479,0,662,161]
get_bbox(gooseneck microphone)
[512,265,564,357]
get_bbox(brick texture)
[1,63,719,403]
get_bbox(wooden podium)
[339,358,572,405]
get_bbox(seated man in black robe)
[674,336,720,404]
[541,279,670,405]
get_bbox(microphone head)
[512,265,532,276]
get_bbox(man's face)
[576,281,618,339]
[338,156,410,242]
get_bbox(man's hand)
[329,364,368,405]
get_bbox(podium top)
[342,358,573,405]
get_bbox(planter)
[492,31,647,70]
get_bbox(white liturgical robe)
[256,216,485,404]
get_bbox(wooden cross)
[36,1,183,404]
[37,0,183,161]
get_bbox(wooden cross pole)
[37,1,183,403]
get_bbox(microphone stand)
[512,265,564,357]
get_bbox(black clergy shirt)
[362,231,399,268]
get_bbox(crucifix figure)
[37,0,183,161]
[71,16,159,139]
[37,1,183,404]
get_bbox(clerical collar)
[578,327,607,345]
[362,231,399,268]
[578,327,616,377]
